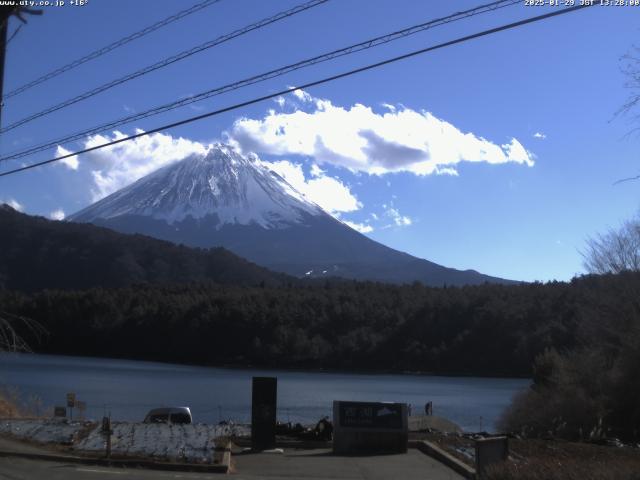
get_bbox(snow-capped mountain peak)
[68,144,512,287]
[69,144,324,228]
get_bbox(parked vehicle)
[143,407,192,424]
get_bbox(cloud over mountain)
[260,160,361,216]
[229,90,535,176]
[49,209,66,221]
[2,198,23,212]
[56,130,207,201]
[56,131,363,220]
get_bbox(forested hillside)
[3,272,637,378]
[0,205,289,290]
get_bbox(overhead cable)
[0,0,330,134]
[3,0,225,100]
[0,0,519,162]
[0,4,595,179]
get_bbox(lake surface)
[0,353,529,432]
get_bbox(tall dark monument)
[251,377,277,451]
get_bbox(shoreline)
[1,351,532,381]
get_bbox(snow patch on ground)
[0,418,83,444]
[0,419,249,464]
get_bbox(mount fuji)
[69,145,511,286]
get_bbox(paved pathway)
[232,448,464,480]
[0,434,464,480]
[0,457,214,480]
[408,415,462,433]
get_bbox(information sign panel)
[333,401,408,454]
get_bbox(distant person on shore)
[315,416,333,441]
[425,401,433,416]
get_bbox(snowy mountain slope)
[69,145,513,286]
[70,145,323,228]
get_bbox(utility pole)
[0,6,42,128]
[0,8,11,129]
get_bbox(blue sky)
[0,0,639,282]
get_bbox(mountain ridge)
[0,204,290,291]
[69,145,515,286]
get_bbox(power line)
[0,3,596,179]
[4,24,21,48]
[0,0,330,135]
[2,0,224,101]
[0,0,520,163]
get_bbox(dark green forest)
[2,272,637,378]
[0,205,289,291]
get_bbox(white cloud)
[381,102,396,113]
[57,130,208,201]
[436,167,459,176]
[289,87,313,103]
[383,203,412,227]
[533,132,546,139]
[503,138,535,164]
[49,209,65,221]
[55,145,79,170]
[342,220,373,233]
[229,89,535,176]
[3,198,23,211]
[262,159,361,215]
[310,163,324,177]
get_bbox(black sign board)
[251,377,277,451]
[54,406,67,417]
[338,401,403,430]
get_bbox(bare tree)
[0,311,45,352]
[583,216,640,274]
[617,46,640,122]
[612,48,640,184]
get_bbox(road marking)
[76,468,127,475]
[76,468,209,479]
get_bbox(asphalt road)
[0,456,217,480]
[0,434,463,480]
[232,448,464,480]
[0,449,464,480]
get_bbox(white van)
[143,407,192,424]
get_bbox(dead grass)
[488,439,640,480]
[0,389,21,417]
[416,433,640,479]
[0,387,45,418]
[486,460,640,480]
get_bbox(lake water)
[0,353,529,432]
